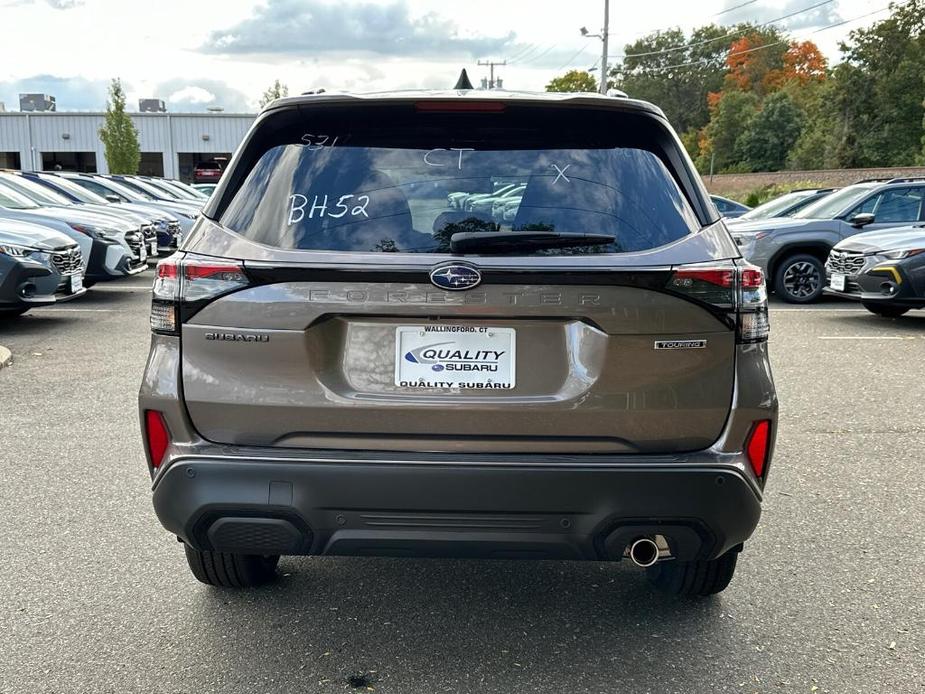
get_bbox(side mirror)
[849,212,875,228]
[105,194,121,203]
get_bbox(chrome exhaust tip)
[628,537,661,568]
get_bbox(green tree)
[830,0,925,166]
[786,79,839,169]
[920,87,925,164]
[679,128,701,161]
[259,79,289,107]
[613,25,729,133]
[98,78,140,175]
[737,91,804,171]
[545,70,597,93]
[697,90,759,172]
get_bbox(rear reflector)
[144,410,170,469]
[415,101,507,112]
[745,420,772,478]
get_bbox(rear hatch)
[174,96,746,455]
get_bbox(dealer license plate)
[70,272,83,294]
[149,241,158,255]
[831,273,846,292]
[394,326,516,390]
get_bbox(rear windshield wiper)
[450,231,615,254]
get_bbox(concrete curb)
[0,345,11,370]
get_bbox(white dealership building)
[0,111,256,181]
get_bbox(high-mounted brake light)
[144,410,170,469]
[745,419,772,478]
[149,253,249,335]
[415,101,507,113]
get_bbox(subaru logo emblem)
[429,264,481,291]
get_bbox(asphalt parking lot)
[0,272,923,694]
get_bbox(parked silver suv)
[730,178,925,302]
[139,90,778,596]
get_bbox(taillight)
[737,264,770,343]
[666,262,769,344]
[144,410,170,469]
[150,253,249,335]
[745,419,772,478]
[151,256,180,333]
[668,266,736,306]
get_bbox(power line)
[521,0,764,74]
[714,0,759,17]
[629,3,896,74]
[507,42,540,62]
[514,43,560,65]
[612,0,836,60]
[556,44,592,72]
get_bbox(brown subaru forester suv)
[139,90,777,596]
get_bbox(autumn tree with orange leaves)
[765,41,828,91]
[608,2,925,173]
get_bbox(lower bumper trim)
[153,458,762,561]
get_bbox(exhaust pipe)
[628,537,660,568]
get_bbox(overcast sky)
[0,0,892,113]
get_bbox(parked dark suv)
[139,91,778,596]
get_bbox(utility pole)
[477,59,507,89]
[580,0,611,95]
[600,0,610,94]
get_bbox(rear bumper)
[152,454,762,562]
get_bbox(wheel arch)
[767,242,833,282]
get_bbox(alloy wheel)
[782,261,821,300]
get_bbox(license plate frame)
[831,273,846,292]
[394,326,516,390]
[70,272,83,294]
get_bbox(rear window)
[197,161,221,170]
[217,103,702,254]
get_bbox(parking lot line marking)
[34,308,120,312]
[818,336,914,340]
[771,308,868,312]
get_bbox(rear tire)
[646,550,739,597]
[183,544,279,588]
[862,302,909,318]
[774,253,826,303]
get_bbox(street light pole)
[600,0,610,94]
[581,1,611,95]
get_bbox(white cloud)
[0,0,893,112]
[166,86,215,104]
